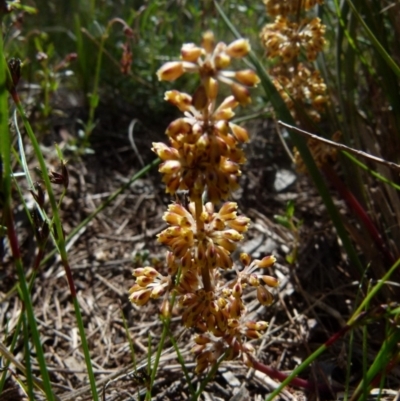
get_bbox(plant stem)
[194,196,212,292]
[11,91,100,401]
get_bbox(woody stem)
[194,196,212,292]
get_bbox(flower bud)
[151,285,167,299]
[129,289,151,306]
[205,77,218,100]
[245,329,262,339]
[219,202,238,218]
[226,39,250,58]
[221,160,240,175]
[164,117,192,138]
[214,52,231,69]
[192,85,208,110]
[159,160,181,174]
[257,286,274,306]
[255,255,277,268]
[232,281,242,298]
[215,237,236,252]
[136,276,154,286]
[229,298,242,319]
[152,142,178,161]
[231,83,251,105]
[216,310,227,331]
[261,275,279,287]
[222,229,243,242]
[195,334,211,345]
[160,298,171,318]
[157,61,184,81]
[240,252,251,266]
[180,43,203,62]
[165,90,192,112]
[235,69,260,87]
[227,216,250,232]
[201,31,215,53]
[216,246,232,269]
[245,320,268,331]
[30,182,45,209]
[230,123,249,142]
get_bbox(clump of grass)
[217,0,400,398]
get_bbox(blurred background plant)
[250,0,400,397]
[256,0,400,279]
[3,0,267,152]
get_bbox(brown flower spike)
[129,32,278,374]
[260,0,328,122]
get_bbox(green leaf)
[286,200,295,218]
[88,92,99,108]
[274,215,291,230]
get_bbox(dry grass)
[1,108,399,401]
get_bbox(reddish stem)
[369,353,400,388]
[250,357,315,389]
[322,165,396,266]
[5,210,22,260]
[324,324,351,347]
[245,324,352,394]
[10,88,20,105]
[61,258,77,298]
[248,354,344,394]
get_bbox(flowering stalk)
[261,2,395,268]
[129,31,279,374]
[260,0,327,123]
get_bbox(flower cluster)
[263,0,324,17]
[157,31,259,105]
[271,63,327,121]
[293,131,341,173]
[129,31,278,374]
[260,0,328,122]
[260,16,325,62]
[152,93,248,203]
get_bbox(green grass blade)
[264,257,400,399]
[121,308,137,371]
[0,36,56,401]
[13,101,99,401]
[168,330,195,396]
[22,312,35,400]
[345,0,400,79]
[146,290,178,400]
[343,152,400,191]
[353,327,400,400]
[192,351,226,401]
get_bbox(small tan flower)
[152,93,249,202]
[260,16,325,63]
[233,253,279,307]
[270,63,328,121]
[129,267,171,306]
[157,31,259,105]
[294,131,341,173]
[158,202,250,271]
[190,307,269,373]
